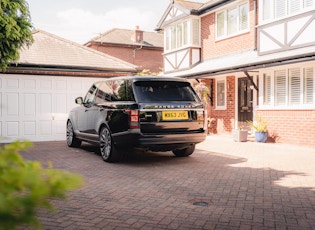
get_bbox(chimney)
[133,25,143,43]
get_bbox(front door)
[238,77,253,129]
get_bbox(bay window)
[164,19,200,52]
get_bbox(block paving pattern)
[18,136,315,230]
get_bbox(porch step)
[247,134,256,142]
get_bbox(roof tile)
[88,28,164,47]
[18,30,137,71]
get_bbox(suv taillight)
[125,109,139,129]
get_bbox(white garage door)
[0,74,104,143]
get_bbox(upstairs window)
[261,0,315,22]
[262,67,314,108]
[216,2,249,39]
[165,19,200,52]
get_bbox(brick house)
[85,26,164,74]
[0,30,138,142]
[156,0,315,146]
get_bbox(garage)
[0,75,106,142]
[0,30,137,143]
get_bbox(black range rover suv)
[66,76,207,162]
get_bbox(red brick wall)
[88,44,163,73]
[201,0,256,59]
[203,77,236,134]
[257,110,315,147]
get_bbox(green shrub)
[247,115,268,132]
[0,141,83,230]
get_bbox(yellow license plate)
[162,111,188,120]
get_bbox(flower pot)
[232,130,248,142]
[255,131,267,143]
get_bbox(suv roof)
[96,75,190,83]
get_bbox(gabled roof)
[15,30,138,72]
[156,0,203,30]
[86,28,164,48]
[156,0,234,30]
[174,0,203,11]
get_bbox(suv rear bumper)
[113,131,207,150]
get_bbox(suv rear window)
[134,81,200,102]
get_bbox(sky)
[26,0,171,44]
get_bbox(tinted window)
[134,81,200,102]
[95,80,135,102]
[84,84,98,104]
[115,80,135,101]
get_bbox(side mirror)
[75,97,83,104]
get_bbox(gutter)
[177,53,315,79]
[6,63,138,73]
[198,0,236,15]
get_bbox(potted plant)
[232,125,248,142]
[247,115,268,143]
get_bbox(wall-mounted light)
[229,94,232,104]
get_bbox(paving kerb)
[17,136,315,230]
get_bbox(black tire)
[172,144,195,157]
[66,121,81,147]
[99,126,122,163]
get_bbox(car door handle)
[99,108,104,112]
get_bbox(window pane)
[263,0,271,20]
[171,26,176,49]
[216,80,225,107]
[239,3,249,30]
[289,68,301,105]
[304,67,314,104]
[183,21,188,46]
[304,0,314,7]
[217,12,225,37]
[275,70,287,106]
[227,7,238,35]
[165,29,170,50]
[263,74,271,105]
[289,0,301,14]
[192,19,200,45]
[134,81,199,102]
[177,24,183,48]
[275,0,286,18]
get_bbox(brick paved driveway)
[19,139,315,230]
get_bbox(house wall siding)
[205,77,236,134]
[258,110,315,147]
[201,1,256,60]
[88,44,163,73]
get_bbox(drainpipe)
[132,44,143,59]
[253,0,257,51]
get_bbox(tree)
[136,68,162,76]
[0,0,33,70]
[0,141,83,230]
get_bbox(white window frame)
[164,18,200,52]
[260,0,315,23]
[216,78,227,110]
[215,1,250,40]
[260,65,315,109]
